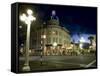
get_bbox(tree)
[88,36,94,45]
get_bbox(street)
[19,55,96,71]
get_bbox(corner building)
[31,10,71,55]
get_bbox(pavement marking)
[85,60,96,68]
[49,60,96,68]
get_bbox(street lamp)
[20,9,36,71]
[42,35,46,53]
[53,42,57,55]
[41,35,46,51]
[41,34,46,65]
[53,42,57,47]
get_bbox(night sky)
[19,4,97,43]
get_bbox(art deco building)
[31,10,71,55]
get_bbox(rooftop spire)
[51,10,59,21]
[52,10,56,16]
[47,10,59,25]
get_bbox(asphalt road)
[19,55,96,71]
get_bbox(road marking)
[85,60,96,68]
[49,60,96,68]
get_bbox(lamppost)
[53,42,57,55]
[42,35,46,51]
[53,42,57,47]
[20,9,36,71]
[41,34,46,65]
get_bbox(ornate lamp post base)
[22,64,30,71]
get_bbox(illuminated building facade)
[31,10,71,55]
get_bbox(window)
[53,37,55,42]
[56,38,58,42]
